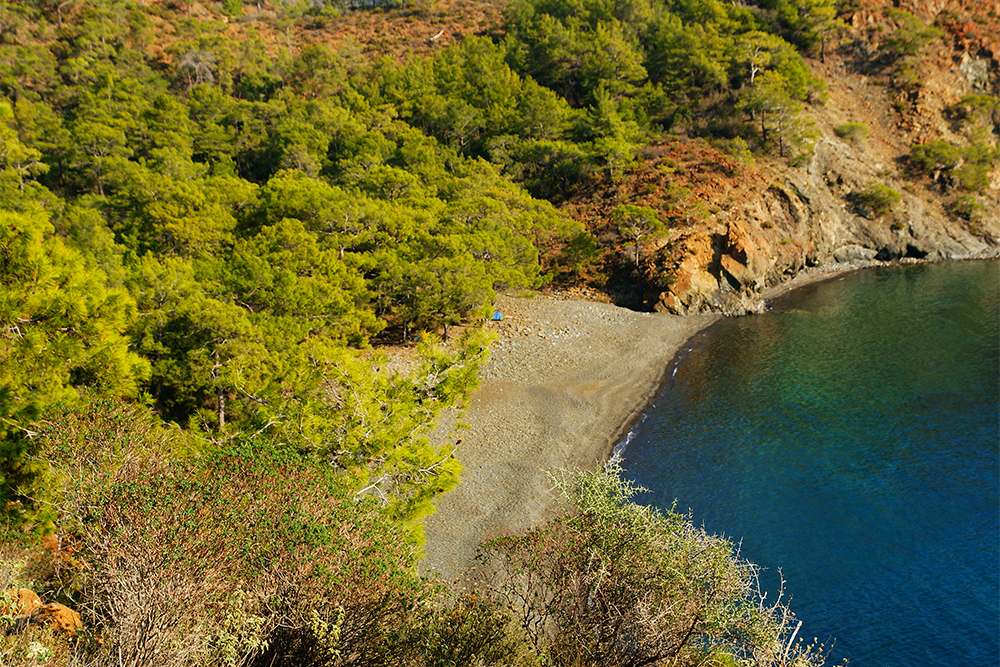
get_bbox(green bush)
[849,181,901,218]
[946,95,1000,126]
[834,122,869,144]
[909,139,999,192]
[909,140,964,173]
[478,459,828,667]
[881,9,943,60]
[950,194,986,222]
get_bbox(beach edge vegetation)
[2,444,829,666]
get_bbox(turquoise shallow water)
[620,260,1000,667]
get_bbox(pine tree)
[0,207,148,518]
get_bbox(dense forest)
[0,0,993,662]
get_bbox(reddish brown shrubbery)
[55,444,429,666]
[2,402,832,667]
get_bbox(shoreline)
[419,258,987,580]
[421,295,717,580]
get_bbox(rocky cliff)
[657,136,997,315]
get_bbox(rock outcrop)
[4,588,83,636]
[655,135,998,314]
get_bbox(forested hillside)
[0,0,843,534]
[0,0,996,663]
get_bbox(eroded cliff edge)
[654,135,998,316]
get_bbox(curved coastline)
[419,259,993,580]
[421,294,717,580]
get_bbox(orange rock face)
[36,603,83,635]
[3,588,84,636]
[4,588,43,616]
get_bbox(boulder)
[4,588,42,616]
[36,603,83,635]
[3,589,83,636]
[833,244,878,263]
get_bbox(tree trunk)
[218,388,225,429]
[777,113,785,157]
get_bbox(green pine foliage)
[494,0,826,158]
[612,204,666,266]
[0,2,843,661]
[0,207,149,521]
[1,0,588,531]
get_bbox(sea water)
[620,260,1000,667]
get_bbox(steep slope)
[566,0,998,315]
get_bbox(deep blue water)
[620,260,1000,667]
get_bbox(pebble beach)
[420,293,718,580]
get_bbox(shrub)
[392,588,535,666]
[946,95,1000,126]
[220,0,243,16]
[8,402,537,666]
[47,444,433,666]
[833,122,869,144]
[950,194,986,222]
[478,459,828,667]
[880,9,942,60]
[909,138,999,192]
[909,140,963,174]
[849,181,901,218]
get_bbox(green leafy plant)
[849,181,901,218]
[834,122,869,144]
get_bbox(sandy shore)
[420,294,717,580]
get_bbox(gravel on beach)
[420,293,717,581]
